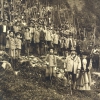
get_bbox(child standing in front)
[9,31,16,58]
[44,47,57,80]
[15,32,22,58]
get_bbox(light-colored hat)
[71,47,76,51]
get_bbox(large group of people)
[0,0,100,92]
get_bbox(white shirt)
[53,34,59,44]
[3,25,7,32]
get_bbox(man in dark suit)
[0,19,3,34]
[0,19,4,50]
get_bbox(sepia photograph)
[0,0,100,100]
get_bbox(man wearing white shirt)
[45,27,52,48]
[53,30,59,53]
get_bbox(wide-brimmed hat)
[25,27,30,31]
[48,47,54,51]
[81,51,89,55]
[71,47,76,51]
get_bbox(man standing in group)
[34,25,40,56]
[0,19,3,50]
[0,19,7,50]
[24,27,31,56]
[45,26,52,51]
[64,47,81,90]
[39,26,46,56]
[53,30,59,54]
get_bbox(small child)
[9,31,16,58]
[44,47,57,80]
[15,32,22,58]
[6,30,10,54]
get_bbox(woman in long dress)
[77,51,92,90]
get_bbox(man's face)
[17,23,19,26]
[82,55,87,59]
[10,32,14,37]
[50,49,53,54]
[71,51,76,57]
[69,36,72,38]
[26,29,29,32]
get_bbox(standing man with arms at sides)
[44,47,57,80]
[39,26,46,56]
[24,27,31,56]
[64,47,81,90]
[0,19,3,50]
[34,25,40,56]
[1,20,8,50]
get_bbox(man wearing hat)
[44,47,57,80]
[64,47,81,89]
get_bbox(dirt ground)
[0,60,100,100]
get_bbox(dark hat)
[82,51,89,55]
[9,30,14,33]
[48,47,54,51]
[3,19,9,22]
[25,27,30,31]
[16,32,21,35]
[0,19,2,22]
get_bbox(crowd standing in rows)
[0,0,100,92]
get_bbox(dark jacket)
[40,30,45,41]
[0,25,3,34]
